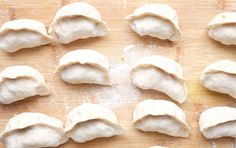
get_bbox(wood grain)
[0,0,236,147]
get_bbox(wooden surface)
[0,0,236,147]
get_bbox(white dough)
[65,103,125,143]
[0,19,51,52]
[133,99,191,137]
[56,49,110,85]
[131,55,187,103]
[126,4,180,41]
[199,106,236,139]
[0,112,67,148]
[208,12,236,45]
[0,66,50,104]
[49,2,107,44]
[200,60,236,99]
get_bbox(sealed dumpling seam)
[131,55,187,103]
[0,19,51,52]
[56,49,111,85]
[65,103,125,143]
[200,60,236,99]
[133,99,191,137]
[49,2,107,44]
[0,112,67,148]
[199,106,236,139]
[208,12,236,45]
[0,66,50,104]
[126,4,180,41]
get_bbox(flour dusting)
[211,141,217,148]
[59,44,160,109]
[23,102,34,112]
[234,139,236,148]
[123,44,157,65]
[95,62,140,108]
[93,44,160,108]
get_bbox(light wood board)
[0,0,236,147]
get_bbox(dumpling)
[0,66,50,104]
[133,99,191,137]
[200,60,236,99]
[0,19,51,53]
[0,112,67,148]
[65,103,125,143]
[49,2,107,44]
[199,106,236,139]
[56,49,110,85]
[131,55,187,103]
[208,12,236,45]
[125,4,180,41]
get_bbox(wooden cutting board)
[0,0,236,147]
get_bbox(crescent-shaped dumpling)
[125,4,180,41]
[56,49,110,85]
[200,60,236,99]
[0,19,51,53]
[199,106,236,139]
[0,112,67,148]
[131,55,187,103]
[208,12,236,45]
[65,103,125,143]
[49,2,107,44]
[133,99,191,137]
[0,66,50,104]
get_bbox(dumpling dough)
[49,2,107,44]
[0,19,51,53]
[208,12,236,45]
[0,66,50,104]
[0,112,67,148]
[200,60,236,99]
[199,106,236,139]
[125,4,180,41]
[131,55,187,103]
[65,103,125,143]
[133,99,191,137]
[56,49,110,85]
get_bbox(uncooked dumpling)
[0,19,51,52]
[0,66,50,104]
[49,2,107,44]
[200,60,236,99]
[199,106,236,139]
[133,99,191,137]
[126,4,180,41]
[0,112,67,148]
[208,12,236,45]
[131,55,187,103]
[65,103,125,143]
[56,49,110,85]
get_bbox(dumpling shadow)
[0,95,49,110]
[58,135,126,147]
[3,44,51,57]
[56,80,113,102]
[135,86,177,103]
[134,128,178,140]
[59,80,111,90]
[127,28,177,47]
[200,86,236,105]
[208,37,236,50]
[199,133,234,143]
[57,36,106,50]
